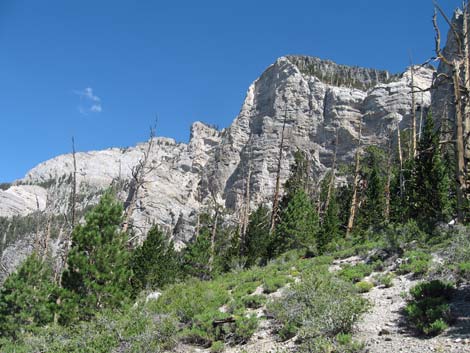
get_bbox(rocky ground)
[355,273,470,353]
[168,253,470,353]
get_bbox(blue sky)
[0,0,462,182]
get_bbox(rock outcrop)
[0,55,434,274]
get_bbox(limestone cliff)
[0,55,434,276]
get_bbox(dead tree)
[208,189,221,274]
[433,4,468,222]
[324,128,339,216]
[384,133,393,222]
[71,137,77,229]
[409,61,417,158]
[346,117,362,237]
[239,147,252,256]
[397,126,405,199]
[34,196,41,252]
[123,124,157,235]
[269,111,288,235]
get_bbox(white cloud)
[74,87,102,115]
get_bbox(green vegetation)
[2,67,470,351]
[397,250,432,276]
[0,253,59,338]
[404,280,454,336]
[355,281,374,293]
[61,192,132,322]
[0,183,11,191]
[268,268,368,351]
[373,273,394,288]
[338,263,373,283]
[130,225,180,292]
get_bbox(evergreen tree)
[281,149,309,203]
[243,205,271,267]
[61,192,132,320]
[130,226,179,293]
[182,213,212,279]
[317,188,342,253]
[356,146,387,230]
[412,113,452,229]
[273,189,319,256]
[0,253,59,338]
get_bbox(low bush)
[398,251,432,276]
[355,281,374,293]
[263,277,287,294]
[457,262,470,281]
[383,220,427,253]
[373,273,394,288]
[269,269,368,343]
[338,263,373,283]
[404,280,454,336]
[297,333,365,353]
[240,294,266,309]
[210,340,225,352]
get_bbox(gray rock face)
[0,55,434,272]
[431,8,464,125]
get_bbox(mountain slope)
[0,55,434,275]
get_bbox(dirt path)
[355,272,470,353]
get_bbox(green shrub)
[373,273,394,288]
[296,333,364,353]
[0,183,11,191]
[152,279,230,324]
[232,281,261,299]
[398,251,432,276]
[457,262,470,281]
[263,277,287,294]
[233,315,258,344]
[241,295,266,309]
[338,264,373,283]
[210,340,225,352]
[355,281,374,293]
[269,269,368,341]
[404,280,454,336]
[383,220,427,253]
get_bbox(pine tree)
[273,189,319,256]
[61,192,132,320]
[281,149,309,203]
[317,188,341,253]
[182,213,212,279]
[0,253,59,338]
[412,112,452,230]
[130,226,179,293]
[356,146,387,230]
[243,205,271,267]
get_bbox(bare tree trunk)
[409,62,417,158]
[240,157,252,257]
[346,118,362,237]
[42,216,52,261]
[433,5,467,222]
[34,196,41,252]
[384,135,393,222]
[269,112,287,235]
[71,137,77,229]
[463,5,470,191]
[208,191,220,274]
[418,94,424,141]
[123,125,156,235]
[453,64,467,222]
[324,128,339,216]
[397,126,405,199]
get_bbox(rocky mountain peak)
[0,55,435,276]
